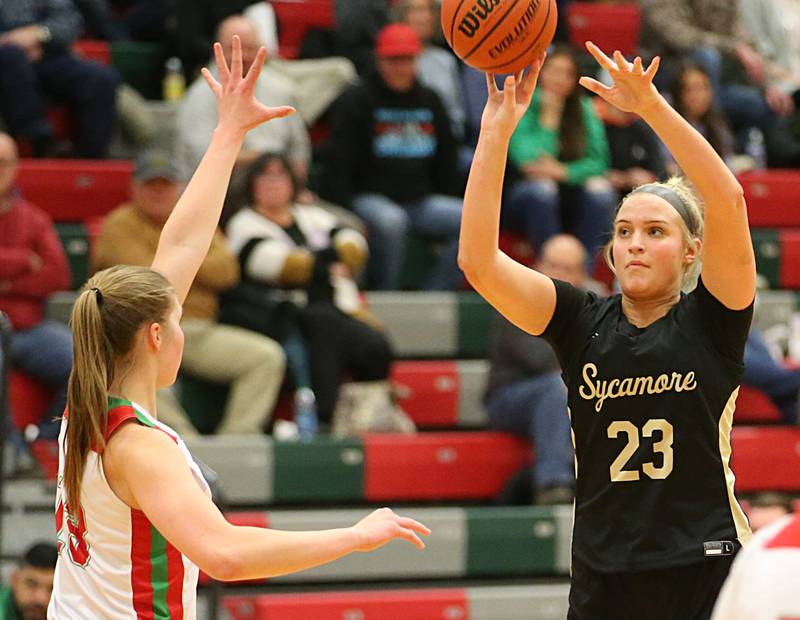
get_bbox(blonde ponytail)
[64,266,174,509]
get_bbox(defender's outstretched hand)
[201,35,295,135]
[481,50,547,142]
[579,41,661,115]
[352,507,431,552]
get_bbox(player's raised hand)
[481,50,547,141]
[201,35,295,136]
[351,507,431,552]
[579,42,661,115]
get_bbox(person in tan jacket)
[93,150,286,435]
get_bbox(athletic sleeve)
[689,276,754,364]
[542,278,596,373]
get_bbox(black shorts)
[567,552,737,620]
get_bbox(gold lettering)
[579,364,598,400]
[682,372,697,391]
[619,377,636,396]
[633,376,654,394]
[654,374,670,393]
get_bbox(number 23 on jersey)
[607,419,674,482]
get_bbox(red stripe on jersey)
[105,405,139,441]
[765,515,800,549]
[166,542,185,617]
[131,509,155,619]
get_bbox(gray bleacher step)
[458,359,489,427]
[468,583,570,620]
[366,292,458,358]
[186,435,273,505]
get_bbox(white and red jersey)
[712,514,800,620]
[48,397,210,619]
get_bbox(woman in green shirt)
[505,46,615,261]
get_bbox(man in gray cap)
[92,150,286,436]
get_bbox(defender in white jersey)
[50,399,210,619]
[47,37,429,620]
[712,514,800,620]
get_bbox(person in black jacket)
[323,23,463,290]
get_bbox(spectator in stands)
[0,133,72,441]
[485,235,606,506]
[73,0,126,41]
[638,0,790,152]
[666,62,736,173]
[394,0,466,141]
[0,0,119,158]
[739,0,800,167]
[507,46,616,262]
[333,0,390,75]
[594,97,668,196]
[178,16,310,180]
[229,8,357,126]
[324,24,463,290]
[742,327,800,426]
[0,542,57,620]
[223,152,403,432]
[748,492,794,532]
[93,150,286,435]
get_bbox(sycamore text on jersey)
[579,363,698,413]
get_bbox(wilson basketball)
[441,0,558,74]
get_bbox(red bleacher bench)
[224,589,468,620]
[733,427,800,492]
[736,385,783,423]
[16,159,133,222]
[9,371,51,431]
[391,361,459,427]
[566,2,641,57]
[779,229,800,288]
[73,39,112,65]
[740,170,800,227]
[364,432,531,501]
[271,0,334,59]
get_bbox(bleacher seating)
[5,15,800,612]
[271,0,334,59]
[566,2,641,57]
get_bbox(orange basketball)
[441,0,558,74]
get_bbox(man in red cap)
[323,23,463,291]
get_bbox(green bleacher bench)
[204,505,572,585]
[185,433,531,506]
[110,41,165,100]
[55,222,89,290]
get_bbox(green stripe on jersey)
[150,527,171,618]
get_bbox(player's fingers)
[644,56,661,80]
[213,42,230,85]
[396,516,431,536]
[503,74,517,107]
[633,56,644,75]
[485,72,499,95]
[578,76,613,97]
[585,41,617,73]
[395,525,426,549]
[263,105,296,120]
[200,68,222,97]
[613,50,632,73]
[231,35,244,79]
[244,46,267,87]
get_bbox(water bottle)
[745,128,767,170]
[294,387,319,441]
[163,57,186,102]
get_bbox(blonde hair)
[603,177,705,292]
[65,265,174,510]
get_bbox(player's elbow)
[202,549,243,582]
[458,249,481,283]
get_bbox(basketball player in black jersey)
[459,42,756,620]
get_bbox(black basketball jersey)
[543,276,753,572]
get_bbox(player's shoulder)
[758,514,800,551]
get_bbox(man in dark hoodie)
[324,23,462,291]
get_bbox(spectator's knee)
[252,336,287,374]
[0,43,31,67]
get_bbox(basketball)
[441,0,558,74]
